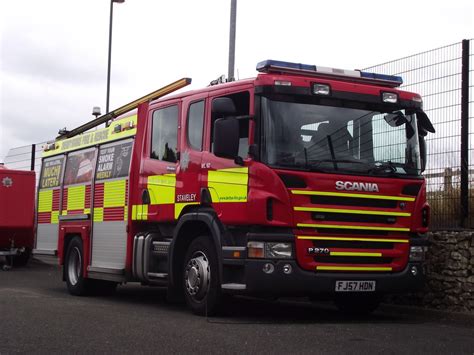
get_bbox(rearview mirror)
[214,117,239,159]
[384,111,407,127]
[419,135,427,172]
[416,110,435,136]
[212,97,237,116]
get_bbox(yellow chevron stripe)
[316,266,392,271]
[148,174,176,205]
[67,185,86,211]
[38,190,53,212]
[104,179,126,208]
[297,223,410,232]
[297,235,409,243]
[291,190,415,201]
[330,252,382,257]
[294,207,411,217]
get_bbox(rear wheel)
[334,294,382,315]
[183,236,221,316]
[65,237,92,296]
[6,248,31,267]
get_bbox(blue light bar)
[256,59,403,87]
[257,60,316,73]
[360,71,403,86]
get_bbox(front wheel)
[64,237,92,296]
[183,236,221,316]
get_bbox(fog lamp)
[410,266,418,276]
[263,263,275,274]
[283,264,293,274]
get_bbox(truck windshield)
[260,96,421,176]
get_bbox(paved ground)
[0,258,473,354]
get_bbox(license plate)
[335,280,376,292]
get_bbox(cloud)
[1,0,473,163]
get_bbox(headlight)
[409,246,427,262]
[265,242,292,259]
[247,241,293,259]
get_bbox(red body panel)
[0,167,35,249]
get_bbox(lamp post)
[227,0,237,82]
[106,0,125,114]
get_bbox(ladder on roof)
[57,78,191,139]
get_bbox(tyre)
[12,248,31,267]
[64,237,92,296]
[334,294,382,315]
[183,236,221,316]
[5,248,31,268]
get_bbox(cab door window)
[210,91,250,157]
[187,100,205,151]
[151,105,178,162]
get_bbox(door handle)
[142,189,150,204]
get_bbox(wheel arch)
[168,210,224,298]
[61,233,82,281]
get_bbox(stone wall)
[422,231,474,312]
[388,231,474,313]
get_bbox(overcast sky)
[0,0,473,162]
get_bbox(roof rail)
[57,78,191,139]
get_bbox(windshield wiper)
[309,159,368,171]
[368,161,399,175]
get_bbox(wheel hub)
[67,246,81,286]
[184,252,210,300]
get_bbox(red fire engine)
[35,60,434,315]
[0,165,35,269]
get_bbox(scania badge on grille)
[2,177,13,188]
[335,180,379,192]
[308,247,330,255]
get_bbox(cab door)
[174,94,208,219]
[136,101,181,222]
[201,89,253,224]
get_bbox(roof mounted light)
[313,83,331,96]
[382,92,398,104]
[256,59,403,88]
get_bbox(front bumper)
[224,259,425,296]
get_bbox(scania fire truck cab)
[36,60,434,315]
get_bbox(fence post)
[460,39,470,227]
[30,144,36,171]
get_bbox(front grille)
[317,228,388,236]
[315,256,392,264]
[310,195,397,208]
[313,239,394,249]
[312,212,396,224]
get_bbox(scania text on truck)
[34,60,434,315]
